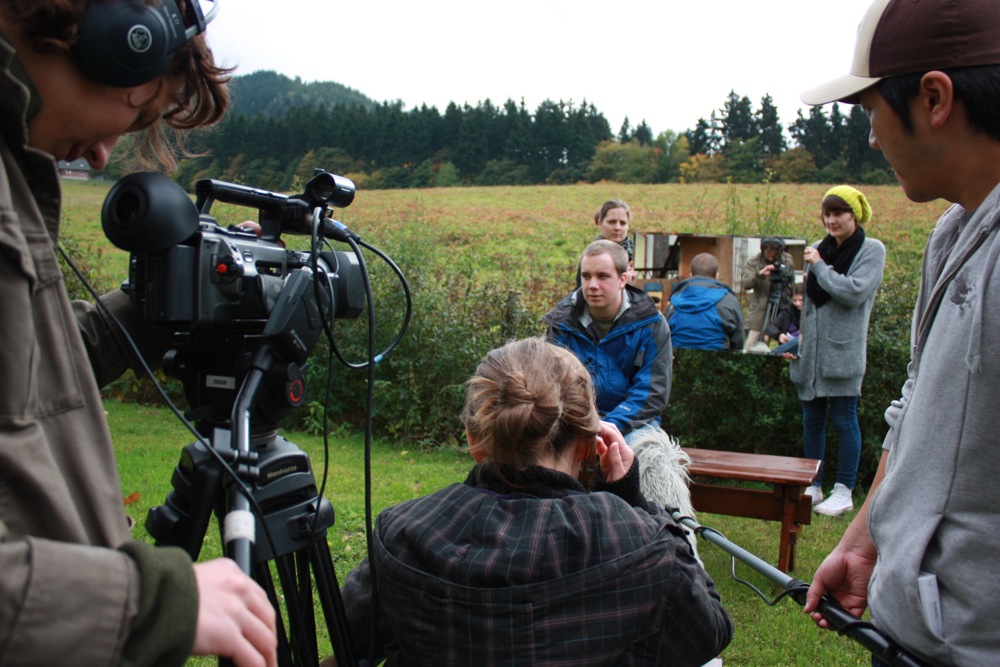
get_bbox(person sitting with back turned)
[0,2,276,666]
[800,0,1000,663]
[338,337,733,666]
[666,252,745,351]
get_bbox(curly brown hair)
[4,0,231,171]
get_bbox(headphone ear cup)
[74,0,186,88]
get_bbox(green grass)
[110,399,870,666]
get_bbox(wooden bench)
[682,447,821,572]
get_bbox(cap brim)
[800,73,882,106]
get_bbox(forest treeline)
[118,71,894,192]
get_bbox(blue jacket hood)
[670,278,731,313]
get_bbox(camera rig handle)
[195,172,355,243]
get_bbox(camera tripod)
[145,342,360,667]
[761,273,790,337]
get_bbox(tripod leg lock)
[224,509,257,544]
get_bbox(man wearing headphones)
[0,2,277,666]
[740,237,794,352]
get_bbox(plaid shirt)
[341,463,732,666]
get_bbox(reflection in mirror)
[632,233,807,353]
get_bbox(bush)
[291,229,543,448]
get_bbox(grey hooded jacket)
[868,183,1000,665]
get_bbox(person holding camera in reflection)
[338,337,732,666]
[666,252,745,351]
[789,186,885,517]
[0,3,277,666]
[741,236,794,352]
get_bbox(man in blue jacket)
[544,240,672,443]
[667,253,745,351]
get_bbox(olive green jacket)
[1,32,196,667]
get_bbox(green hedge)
[84,228,916,488]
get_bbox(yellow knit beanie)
[823,185,872,224]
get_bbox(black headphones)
[74,0,218,88]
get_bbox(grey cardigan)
[789,236,886,400]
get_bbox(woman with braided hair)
[339,337,732,666]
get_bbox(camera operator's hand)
[804,246,821,265]
[758,263,776,277]
[192,558,278,667]
[235,221,262,237]
[595,421,633,483]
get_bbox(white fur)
[630,429,700,562]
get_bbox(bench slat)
[684,447,820,486]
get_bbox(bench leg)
[776,484,801,573]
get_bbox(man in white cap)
[800,0,1000,664]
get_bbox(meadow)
[63,177,945,665]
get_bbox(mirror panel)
[633,233,806,314]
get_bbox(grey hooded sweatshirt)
[868,183,1000,665]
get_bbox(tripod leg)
[309,538,359,667]
[252,560,294,667]
[274,552,320,667]
[295,551,320,664]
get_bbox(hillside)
[228,70,376,117]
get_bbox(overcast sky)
[206,0,875,137]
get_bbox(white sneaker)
[805,484,824,506]
[814,483,854,516]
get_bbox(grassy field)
[61,178,942,298]
[71,177,945,665]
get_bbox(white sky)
[206,0,873,136]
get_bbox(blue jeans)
[802,396,861,489]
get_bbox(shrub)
[291,229,543,448]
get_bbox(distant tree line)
[117,73,892,191]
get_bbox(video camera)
[101,170,366,427]
[102,170,364,333]
[767,260,791,306]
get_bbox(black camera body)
[103,171,364,332]
[767,260,791,306]
[128,221,362,330]
[102,171,365,428]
